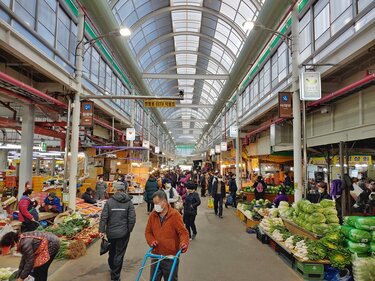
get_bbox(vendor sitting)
[273,188,289,207]
[40,192,62,213]
[81,187,97,204]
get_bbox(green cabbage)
[370,242,375,253]
[341,226,372,243]
[312,223,329,235]
[344,216,362,227]
[323,208,338,216]
[320,199,336,208]
[326,215,339,224]
[354,217,375,231]
[307,241,327,260]
[307,213,326,224]
[346,240,370,254]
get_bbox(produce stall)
[242,184,294,203]
[251,198,375,280]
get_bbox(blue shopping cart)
[135,247,182,281]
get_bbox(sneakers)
[192,234,197,240]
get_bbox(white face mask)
[99,179,103,183]
[166,183,172,189]
[154,204,164,213]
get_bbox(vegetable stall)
[236,198,375,280]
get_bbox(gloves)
[151,241,158,247]
[181,243,188,253]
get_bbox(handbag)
[100,238,110,255]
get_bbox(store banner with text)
[143,140,150,149]
[220,142,227,152]
[299,72,322,100]
[81,101,94,127]
[144,100,176,108]
[278,92,293,118]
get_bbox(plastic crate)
[269,239,279,252]
[295,261,324,280]
[256,228,269,244]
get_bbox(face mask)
[99,179,103,183]
[166,183,171,189]
[154,204,164,213]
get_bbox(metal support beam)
[81,95,184,100]
[175,104,214,108]
[163,119,208,123]
[142,73,229,80]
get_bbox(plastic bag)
[100,238,110,256]
[207,198,214,209]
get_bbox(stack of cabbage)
[292,199,340,235]
[352,257,375,281]
[342,216,375,256]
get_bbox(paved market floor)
[49,198,301,281]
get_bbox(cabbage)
[352,257,375,281]
[346,240,370,254]
[307,213,326,224]
[370,242,375,253]
[312,223,329,235]
[328,247,352,270]
[323,208,338,216]
[341,226,372,243]
[320,199,336,208]
[354,217,375,231]
[326,215,339,224]
[344,216,362,227]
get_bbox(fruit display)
[341,216,375,256]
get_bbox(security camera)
[178,89,184,98]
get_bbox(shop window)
[271,53,278,87]
[37,0,56,44]
[90,48,99,84]
[98,58,105,89]
[299,11,312,60]
[330,0,352,36]
[83,42,91,76]
[314,3,330,39]
[56,6,70,60]
[263,60,271,94]
[14,0,36,29]
[358,0,373,12]
[105,64,112,93]
[278,42,287,81]
[69,23,77,64]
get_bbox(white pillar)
[19,105,35,198]
[0,150,8,171]
[147,114,151,162]
[68,7,84,210]
[291,5,302,202]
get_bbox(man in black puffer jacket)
[99,182,136,281]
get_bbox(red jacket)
[145,204,189,256]
[18,196,33,222]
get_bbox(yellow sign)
[144,100,176,108]
[332,155,372,165]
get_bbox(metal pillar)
[51,157,56,177]
[68,8,84,210]
[63,98,71,188]
[130,89,135,148]
[302,100,308,198]
[147,113,151,163]
[339,141,345,218]
[36,157,41,176]
[19,105,35,199]
[0,150,8,170]
[235,91,241,189]
[291,5,302,202]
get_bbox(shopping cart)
[135,247,182,281]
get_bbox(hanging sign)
[229,125,238,138]
[278,92,293,118]
[126,128,136,141]
[220,142,227,152]
[144,100,176,108]
[210,148,215,156]
[40,141,47,152]
[155,146,160,154]
[299,72,322,100]
[143,140,150,149]
[81,101,94,127]
[215,145,221,154]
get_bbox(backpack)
[256,182,264,193]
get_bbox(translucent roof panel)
[109,0,264,144]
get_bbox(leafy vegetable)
[312,223,329,235]
[346,240,370,254]
[306,240,327,261]
[352,257,375,281]
[323,230,345,244]
[341,226,372,243]
[320,199,336,208]
[328,247,352,270]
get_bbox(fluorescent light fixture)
[119,27,131,37]
[0,144,41,150]
[169,131,172,134]
[163,121,167,124]
[243,21,255,31]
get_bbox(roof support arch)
[137,31,237,62]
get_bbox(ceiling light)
[169,131,172,134]
[105,91,110,95]
[163,121,167,124]
[119,27,131,37]
[243,21,255,31]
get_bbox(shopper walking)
[183,184,201,240]
[253,176,267,200]
[226,175,238,208]
[0,231,60,281]
[145,190,189,281]
[212,175,226,218]
[176,182,187,204]
[200,173,207,197]
[95,177,107,200]
[144,175,159,213]
[18,189,39,232]
[163,180,179,207]
[99,183,136,281]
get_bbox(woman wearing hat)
[183,183,201,240]
[40,193,62,213]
